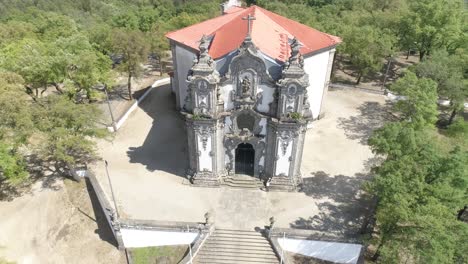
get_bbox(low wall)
[86,172,125,249]
[87,171,207,250]
[121,229,199,248]
[278,238,362,264]
[268,228,363,264]
[119,219,204,248]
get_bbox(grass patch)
[431,124,468,153]
[130,245,189,264]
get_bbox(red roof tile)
[165,5,341,62]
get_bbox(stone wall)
[86,172,125,249]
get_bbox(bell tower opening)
[235,143,255,176]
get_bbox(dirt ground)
[91,84,389,235]
[333,53,419,91]
[0,179,125,264]
[98,62,169,127]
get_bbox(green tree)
[398,0,463,60]
[0,72,34,145]
[368,123,468,263]
[111,29,150,100]
[412,49,468,125]
[32,95,108,174]
[389,71,438,128]
[0,143,28,184]
[0,38,59,98]
[340,25,394,84]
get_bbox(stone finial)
[204,212,214,225]
[288,38,304,68]
[280,37,308,84]
[269,216,276,229]
[197,35,213,67]
[189,35,219,78]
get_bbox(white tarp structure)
[278,238,362,264]
[121,229,198,248]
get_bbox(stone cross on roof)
[242,14,256,38]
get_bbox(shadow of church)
[126,84,189,178]
[337,101,393,145]
[292,170,376,237]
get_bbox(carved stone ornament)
[195,126,213,151]
[280,37,309,82]
[191,35,217,76]
[241,76,251,95]
[279,131,294,156]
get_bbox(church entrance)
[235,143,255,176]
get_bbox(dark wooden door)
[235,143,255,176]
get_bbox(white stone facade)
[170,36,336,190]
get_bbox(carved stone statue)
[241,76,251,98]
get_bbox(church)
[166,4,340,191]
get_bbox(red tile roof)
[165,5,341,62]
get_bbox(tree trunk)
[406,49,410,59]
[158,56,163,76]
[372,240,384,261]
[448,108,457,125]
[127,73,133,100]
[419,50,426,61]
[52,83,64,94]
[356,72,363,85]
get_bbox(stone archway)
[235,143,255,176]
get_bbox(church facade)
[166,5,340,191]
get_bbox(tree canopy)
[0,1,466,262]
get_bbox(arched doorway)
[235,143,255,176]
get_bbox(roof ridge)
[253,6,292,60]
[211,6,253,45]
[165,9,244,38]
[256,5,340,45]
[165,5,341,62]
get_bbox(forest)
[0,0,467,263]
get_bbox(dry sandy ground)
[0,179,125,264]
[92,85,389,234]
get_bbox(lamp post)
[105,160,120,218]
[103,85,117,131]
[381,57,394,94]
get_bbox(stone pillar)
[264,119,305,191]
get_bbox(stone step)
[196,253,279,263]
[224,176,261,182]
[223,179,262,185]
[199,245,275,254]
[196,259,277,264]
[197,250,277,258]
[223,183,260,189]
[206,238,272,247]
[214,228,262,233]
[194,228,279,264]
[203,241,273,250]
[222,184,262,190]
[212,231,265,238]
[210,234,267,241]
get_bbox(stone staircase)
[222,174,263,189]
[269,176,297,192]
[194,228,280,264]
